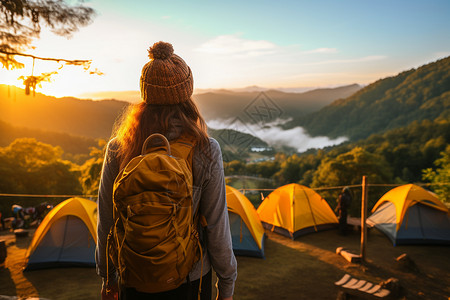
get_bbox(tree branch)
[0,49,90,64]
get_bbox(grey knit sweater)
[95,136,237,297]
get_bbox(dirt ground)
[0,225,449,300]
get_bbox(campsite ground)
[0,226,449,300]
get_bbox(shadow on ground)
[1,227,449,300]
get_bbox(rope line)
[0,193,97,198]
[237,182,450,193]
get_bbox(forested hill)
[0,119,99,158]
[0,85,129,139]
[194,84,361,122]
[0,83,360,139]
[285,56,450,141]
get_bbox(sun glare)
[3,68,24,87]
[2,55,64,94]
[2,54,96,97]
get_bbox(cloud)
[196,37,337,57]
[301,55,387,66]
[303,47,338,54]
[261,126,348,152]
[195,34,278,57]
[208,119,347,153]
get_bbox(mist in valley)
[207,118,348,153]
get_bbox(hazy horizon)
[0,82,353,152]
[74,83,361,102]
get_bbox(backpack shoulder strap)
[170,135,203,225]
[170,135,197,167]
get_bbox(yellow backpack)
[108,133,201,293]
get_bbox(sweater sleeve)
[95,139,119,279]
[199,139,237,297]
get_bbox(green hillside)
[0,84,360,141]
[208,128,269,161]
[285,56,450,141]
[0,118,267,162]
[0,85,129,139]
[224,119,450,212]
[339,119,450,183]
[194,84,361,122]
[0,119,99,162]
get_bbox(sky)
[2,0,450,99]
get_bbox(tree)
[0,138,82,195]
[311,147,394,215]
[247,159,280,179]
[79,139,106,196]
[224,160,247,175]
[422,145,450,203]
[272,152,323,186]
[273,154,303,185]
[1,0,98,94]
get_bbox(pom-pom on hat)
[140,41,193,104]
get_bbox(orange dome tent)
[257,184,338,239]
[25,197,97,270]
[226,186,265,258]
[367,184,450,246]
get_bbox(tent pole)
[302,188,318,232]
[360,176,368,261]
[292,185,295,239]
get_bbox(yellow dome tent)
[226,185,265,257]
[257,183,338,239]
[25,197,97,270]
[367,184,450,245]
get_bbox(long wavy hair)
[113,97,210,170]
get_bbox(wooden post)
[0,240,6,264]
[360,176,368,261]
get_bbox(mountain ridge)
[0,83,360,139]
[0,85,129,139]
[193,84,361,122]
[285,56,450,141]
[78,84,361,101]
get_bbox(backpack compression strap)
[170,136,205,300]
[170,136,202,223]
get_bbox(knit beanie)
[140,41,193,104]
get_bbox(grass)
[1,227,449,299]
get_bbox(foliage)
[0,116,448,219]
[194,84,361,122]
[0,0,95,69]
[359,119,450,182]
[0,138,81,194]
[246,159,280,179]
[208,128,268,162]
[311,147,393,215]
[273,152,323,187]
[224,160,247,175]
[1,1,100,93]
[285,56,450,141]
[18,71,57,95]
[0,85,128,140]
[79,139,106,196]
[0,118,101,164]
[222,119,449,215]
[312,147,393,188]
[422,145,450,203]
[0,138,83,215]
